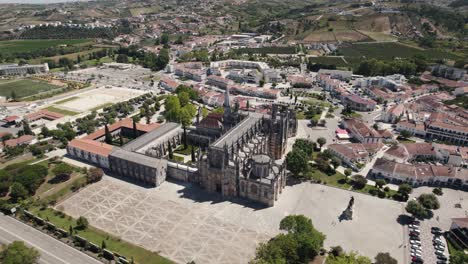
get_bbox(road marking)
[0,222,72,264]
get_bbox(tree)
[375,179,386,189]
[293,139,314,158]
[352,175,367,189]
[160,33,169,45]
[9,183,28,201]
[406,200,431,219]
[132,118,138,138]
[87,167,104,183]
[0,241,40,264]
[451,251,468,264]
[101,240,107,249]
[51,163,74,183]
[116,54,128,63]
[168,142,173,160]
[178,92,190,107]
[317,137,326,150]
[191,145,196,162]
[41,127,50,137]
[253,215,325,264]
[399,130,412,139]
[22,121,34,136]
[398,183,412,195]
[329,246,343,257]
[330,156,341,171]
[286,149,308,176]
[76,216,89,230]
[246,100,250,110]
[432,187,443,196]
[327,251,372,264]
[417,193,440,210]
[374,252,397,264]
[104,125,112,144]
[344,169,352,178]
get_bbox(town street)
[0,213,102,264]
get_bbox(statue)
[339,196,355,222]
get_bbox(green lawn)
[174,145,198,155]
[0,39,91,56]
[0,79,62,99]
[307,167,398,200]
[29,207,172,264]
[44,106,79,116]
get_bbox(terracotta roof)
[84,118,161,140]
[25,109,64,122]
[68,139,113,157]
[4,135,34,148]
[344,118,381,138]
[3,116,19,122]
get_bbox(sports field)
[0,39,91,56]
[0,79,62,99]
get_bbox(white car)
[434,237,443,243]
[435,245,445,251]
[410,228,421,233]
[410,240,422,246]
[411,248,422,254]
[410,251,422,258]
[409,224,419,228]
[411,244,421,250]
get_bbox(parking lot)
[58,176,406,264]
[405,187,468,264]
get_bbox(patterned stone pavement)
[58,175,421,264]
[58,177,271,264]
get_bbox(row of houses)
[371,158,468,189]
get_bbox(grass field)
[0,39,91,56]
[0,79,61,99]
[44,106,79,116]
[308,56,349,67]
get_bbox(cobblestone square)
[58,176,408,264]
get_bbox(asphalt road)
[0,213,102,264]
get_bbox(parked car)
[437,255,448,261]
[411,240,422,246]
[412,256,424,263]
[410,251,422,258]
[435,250,445,256]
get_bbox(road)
[0,213,102,264]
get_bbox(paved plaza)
[58,176,407,264]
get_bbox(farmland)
[338,42,462,61]
[0,39,92,56]
[0,79,62,99]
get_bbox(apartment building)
[0,63,49,76]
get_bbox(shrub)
[432,187,443,196]
[352,175,367,189]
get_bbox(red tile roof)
[4,135,34,148]
[68,139,113,157]
[83,118,161,140]
[3,116,19,122]
[25,109,64,122]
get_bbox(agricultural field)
[28,48,106,64]
[308,56,349,68]
[0,39,92,56]
[338,42,462,61]
[0,79,62,100]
